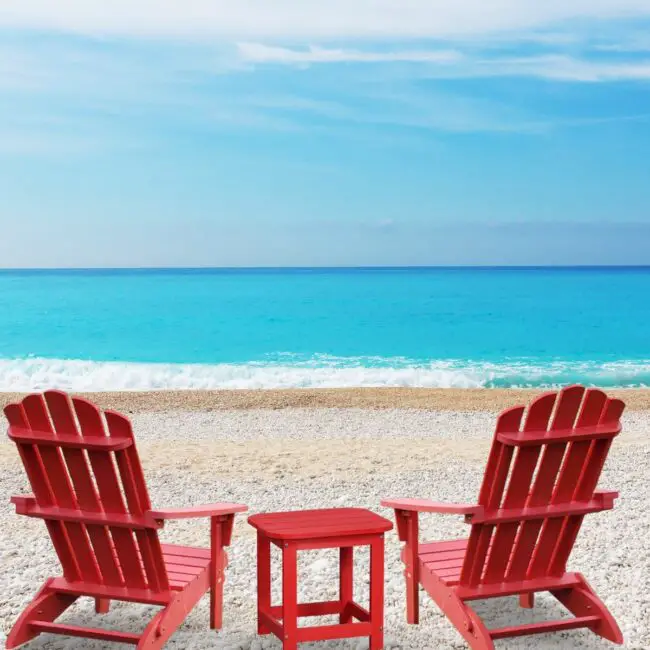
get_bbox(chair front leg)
[95,598,110,614]
[395,509,420,625]
[210,515,230,630]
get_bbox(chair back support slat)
[5,402,82,582]
[106,410,169,591]
[5,391,170,594]
[44,391,123,586]
[482,392,557,584]
[514,386,587,580]
[22,395,103,584]
[461,405,524,587]
[546,397,624,576]
[460,385,622,589]
[73,397,148,589]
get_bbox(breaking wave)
[0,356,649,391]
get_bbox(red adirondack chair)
[4,390,247,649]
[382,385,624,649]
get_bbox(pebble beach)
[0,391,648,649]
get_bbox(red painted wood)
[210,516,224,629]
[297,621,372,642]
[30,621,140,644]
[497,423,619,446]
[339,546,354,623]
[369,536,385,650]
[150,503,248,520]
[8,427,132,450]
[257,533,272,635]
[519,592,534,608]
[402,511,419,624]
[383,386,625,649]
[345,601,371,622]
[10,500,162,528]
[249,507,392,539]
[5,391,246,648]
[457,573,582,600]
[45,391,123,588]
[252,507,391,649]
[23,394,103,585]
[381,498,483,516]
[269,601,343,618]
[490,615,601,639]
[282,542,299,650]
[553,576,624,643]
[483,391,557,584]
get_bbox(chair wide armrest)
[382,498,483,517]
[148,502,248,521]
[594,490,619,508]
[11,495,36,514]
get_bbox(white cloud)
[1,1,650,39]
[237,43,461,64]
[236,43,650,82]
[493,55,650,81]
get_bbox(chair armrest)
[148,503,248,521]
[381,498,483,517]
[594,491,619,508]
[11,495,37,514]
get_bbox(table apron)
[271,534,384,550]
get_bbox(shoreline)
[2,386,650,412]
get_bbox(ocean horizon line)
[1,264,650,274]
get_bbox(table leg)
[369,536,385,650]
[339,546,354,623]
[282,542,298,650]
[257,533,271,635]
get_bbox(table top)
[248,507,393,540]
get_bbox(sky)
[1,1,650,267]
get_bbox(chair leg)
[519,592,534,609]
[420,573,494,650]
[552,574,623,644]
[403,513,419,624]
[210,517,226,630]
[95,598,110,614]
[138,570,209,650]
[6,580,77,649]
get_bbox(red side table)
[248,507,393,649]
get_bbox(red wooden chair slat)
[5,390,246,649]
[23,395,104,585]
[44,391,124,587]
[483,392,556,584]
[5,402,83,583]
[104,410,169,592]
[506,386,587,582]
[383,385,624,649]
[73,396,148,589]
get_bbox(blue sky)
[1,1,650,267]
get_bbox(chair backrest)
[5,390,170,593]
[459,385,623,589]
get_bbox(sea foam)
[0,357,649,391]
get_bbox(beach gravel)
[0,407,648,649]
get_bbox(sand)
[2,387,650,413]
[0,399,648,649]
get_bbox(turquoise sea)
[0,267,649,390]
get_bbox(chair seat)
[162,544,219,590]
[409,538,469,587]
